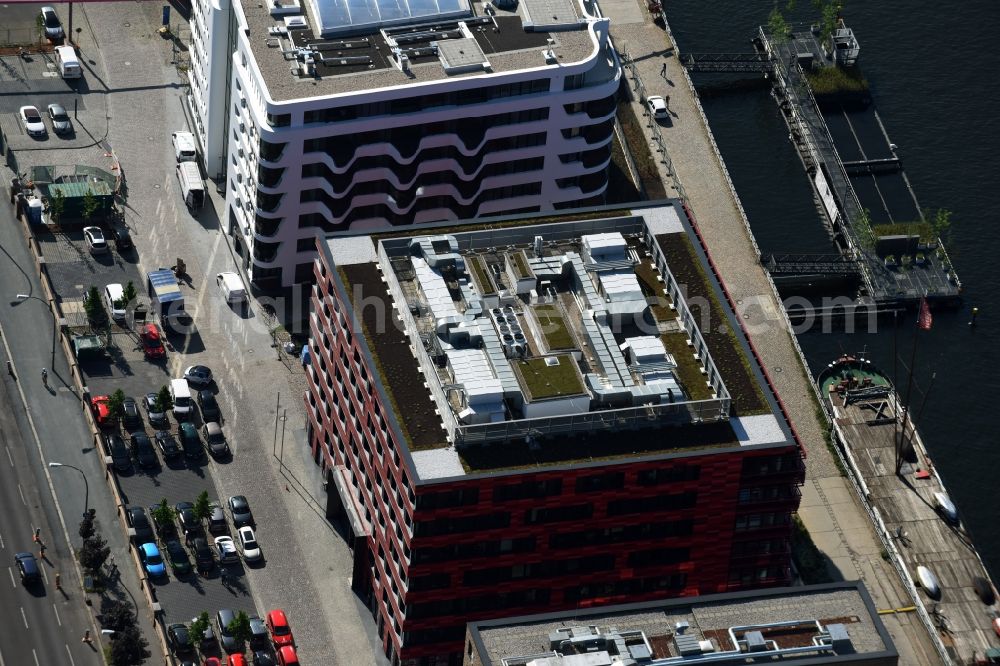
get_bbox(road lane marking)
[64,645,75,666]
[0,528,4,548]
[7,567,15,588]
[32,649,38,666]
[4,445,12,467]
[17,484,26,506]
[41,567,47,585]
[20,606,28,628]
[53,603,61,626]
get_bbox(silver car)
[40,6,64,40]
[47,103,72,135]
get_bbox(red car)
[90,395,112,428]
[276,645,299,666]
[266,609,294,648]
[139,323,166,358]
[226,655,247,666]
[204,659,222,666]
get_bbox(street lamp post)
[13,294,57,367]
[48,462,89,518]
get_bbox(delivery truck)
[147,268,191,333]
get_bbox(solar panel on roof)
[308,0,472,36]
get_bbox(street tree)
[228,610,253,649]
[156,385,172,412]
[150,499,176,536]
[81,188,99,224]
[79,534,111,574]
[48,189,66,223]
[100,599,136,632]
[79,513,95,540]
[109,625,150,666]
[194,491,212,522]
[189,611,211,644]
[122,281,138,311]
[84,286,109,328]
[107,389,127,421]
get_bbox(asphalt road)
[0,337,101,665]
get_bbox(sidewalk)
[603,4,940,664]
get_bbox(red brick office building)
[304,208,804,666]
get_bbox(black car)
[129,432,158,469]
[175,501,199,536]
[216,609,238,653]
[198,389,220,422]
[253,650,276,666]
[15,552,41,584]
[192,537,214,572]
[165,539,192,575]
[121,396,142,431]
[154,430,181,460]
[203,422,230,459]
[178,422,203,460]
[126,506,154,543]
[249,615,269,650]
[167,623,193,654]
[106,432,131,472]
[110,221,133,251]
[208,502,227,534]
[228,495,254,528]
[143,392,169,429]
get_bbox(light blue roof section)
[309,0,471,36]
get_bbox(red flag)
[918,297,932,330]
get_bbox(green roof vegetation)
[532,303,574,351]
[617,96,667,200]
[516,355,584,400]
[872,221,936,242]
[511,251,532,279]
[660,331,713,402]
[634,259,672,322]
[804,65,869,96]
[468,255,496,295]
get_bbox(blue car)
[140,542,167,578]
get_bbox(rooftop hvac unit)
[284,15,308,29]
[827,624,854,654]
[744,631,766,653]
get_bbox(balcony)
[256,191,283,213]
[254,215,282,238]
[259,139,287,162]
[252,239,280,263]
[258,164,286,189]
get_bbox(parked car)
[129,432,158,469]
[126,506,154,543]
[203,422,230,458]
[216,609,238,653]
[40,6,65,40]
[143,392,169,429]
[154,430,181,460]
[90,395,112,428]
[167,623,193,655]
[194,616,218,652]
[175,501,199,537]
[19,105,46,137]
[248,616,269,651]
[83,226,109,254]
[227,655,247,666]
[15,552,41,585]
[106,432,131,472]
[178,421,203,459]
[228,495,254,528]
[47,103,72,134]
[139,542,166,578]
[198,389,220,422]
[140,324,166,359]
[164,539,192,575]
[208,501,228,534]
[204,658,222,666]
[647,95,669,119]
[121,395,142,431]
[253,651,276,666]
[237,526,261,562]
[110,220,133,250]
[149,502,177,539]
[275,645,299,666]
[215,536,239,564]
[192,537,214,572]
[265,609,294,648]
[184,365,213,387]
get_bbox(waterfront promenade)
[597,0,942,662]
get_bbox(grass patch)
[661,332,713,402]
[468,255,496,296]
[804,65,869,96]
[792,515,833,584]
[655,233,769,416]
[516,355,584,399]
[633,260,671,322]
[511,250,531,279]
[616,82,667,200]
[872,221,936,242]
[532,304,574,351]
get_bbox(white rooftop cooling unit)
[283,16,308,30]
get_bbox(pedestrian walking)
[660,62,666,78]
[6,360,13,378]
[82,630,92,644]
[33,527,41,543]
[55,572,61,590]
[41,367,48,387]
[39,544,46,560]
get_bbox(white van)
[104,283,126,321]
[170,378,193,418]
[175,161,205,211]
[171,131,197,163]
[216,272,247,305]
[54,45,81,78]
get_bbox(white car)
[83,226,109,254]
[214,536,239,564]
[647,95,669,120]
[19,106,47,137]
[237,526,261,562]
[104,283,126,320]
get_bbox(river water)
[664,1,1000,581]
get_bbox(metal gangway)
[680,52,774,73]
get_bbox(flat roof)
[322,203,795,480]
[469,583,897,666]
[241,0,599,101]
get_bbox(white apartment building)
[188,0,622,289]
